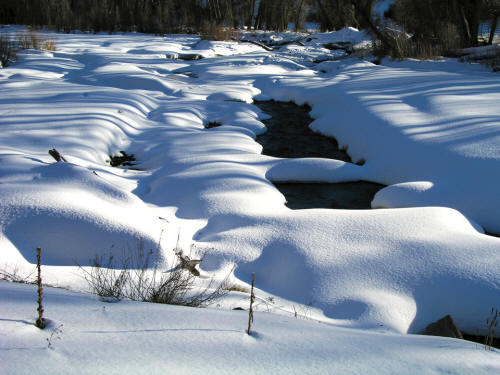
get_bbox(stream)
[254,100,385,210]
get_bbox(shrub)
[79,240,233,307]
[373,24,461,61]
[81,254,129,301]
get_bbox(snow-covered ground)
[1,26,499,373]
[2,281,499,375]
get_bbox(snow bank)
[255,57,500,234]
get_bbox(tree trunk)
[354,0,394,49]
[255,0,267,29]
[316,0,334,31]
[294,0,305,31]
[469,0,483,46]
[489,14,498,44]
[460,5,472,43]
[248,0,256,28]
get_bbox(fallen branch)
[238,39,274,51]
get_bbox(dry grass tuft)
[43,39,57,51]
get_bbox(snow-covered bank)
[1,281,498,375]
[0,26,499,372]
[253,58,500,234]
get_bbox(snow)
[0,26,499,372]
[1,281,499,375]
[266,158,365,182]
[308,27,374,50]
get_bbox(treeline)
[0,0,378,33]
[0,0,498,47]
[386,0,500,47]
[0,0,204,34]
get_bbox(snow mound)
[201,206,500,334]
[0,158,166,266]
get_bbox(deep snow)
[0,26,499,373]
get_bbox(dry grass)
[374,36,447,61]
[17,30,42,50]
[0,30,56,68]
[43,39,57,51]
[17,30,56,51]
[200,23,241,41]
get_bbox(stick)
[35,247,45,329]
[247,272,255,335]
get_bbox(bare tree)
[388,0,494,48]
[485,0,500,44]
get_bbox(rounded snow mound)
[0,160,168,266]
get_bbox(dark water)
[275,182,385,210]
[254,100,352,162]
[254,100,385,210]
